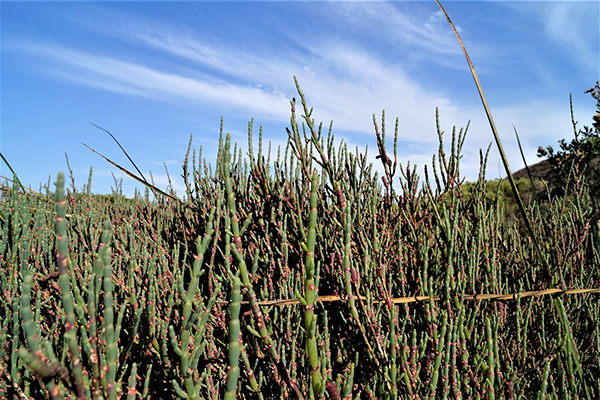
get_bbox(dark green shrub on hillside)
[538,81,600,199]
[461,81,600,221]
[460,177,537,220]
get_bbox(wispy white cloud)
[310,2,465,61]
[58,2,474,125]
[68,5,304,86]
[6,23,463,145]
[6,41,292,121]
[66,2,496,143]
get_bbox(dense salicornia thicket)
[1,80,599,400]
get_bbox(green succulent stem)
[224,276,242,400]
[55,172,86,399]
[302,170,323,397]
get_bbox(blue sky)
[1,1,598,198]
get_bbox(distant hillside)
[511,158,554,181]
[512,156,599,182]
[508,155,600,202]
